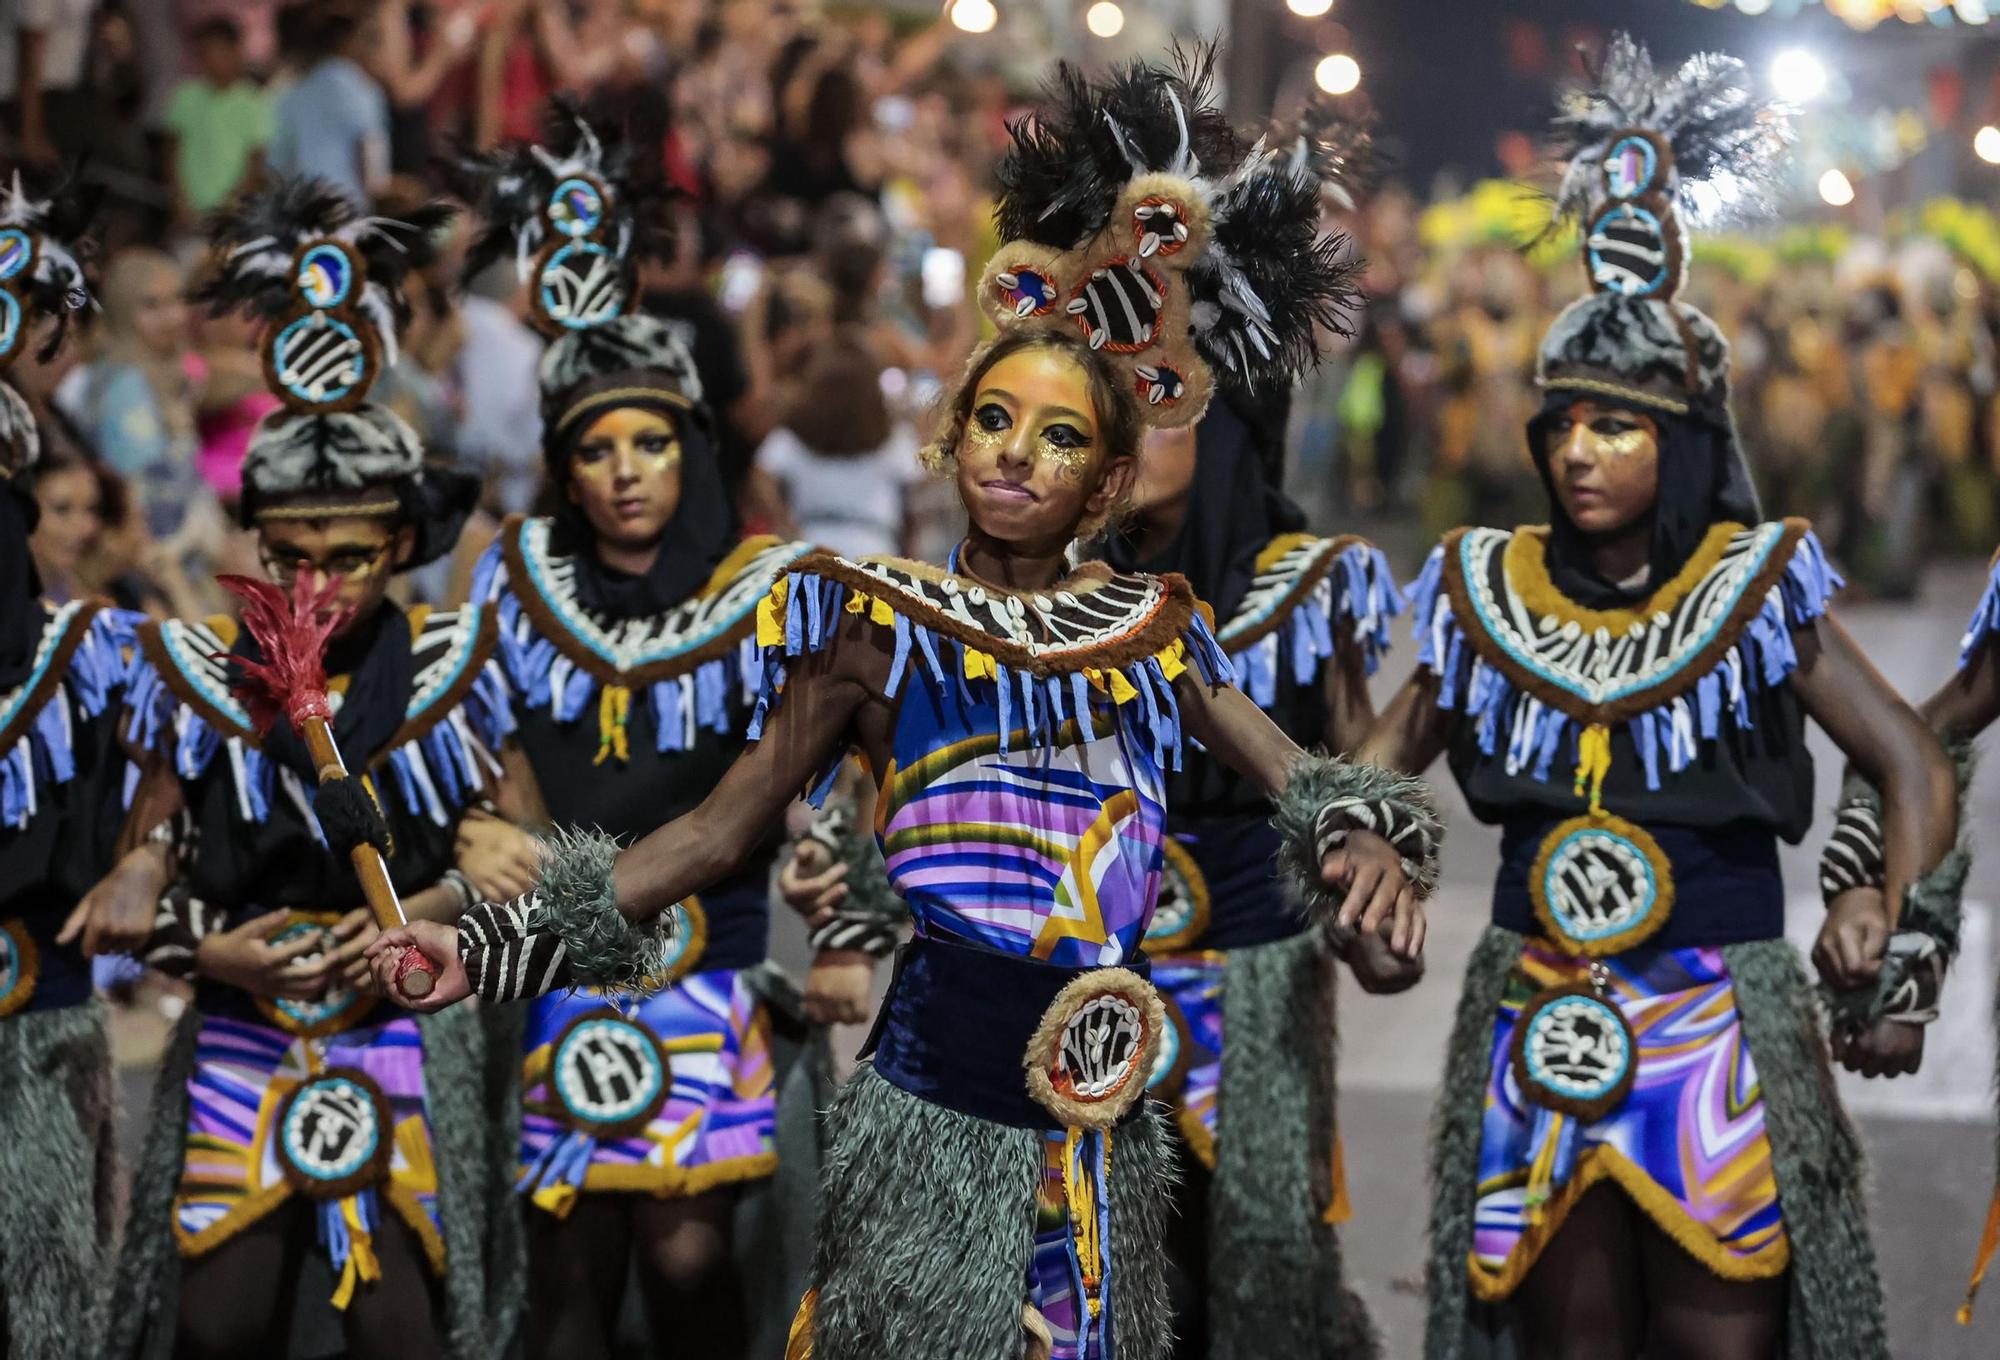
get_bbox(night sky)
[1263,0,1998,188]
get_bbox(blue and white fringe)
[0,606,136,829]
[1228,541,1406,710]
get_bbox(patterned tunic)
[473,518,811,1208]
[1412,518,1838,1293]
[756,549,1231,1360]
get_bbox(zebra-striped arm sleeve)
[456,828,677,1003]
[797,804,906,960]
[1272,755,1444,925]
[140,881,225,980]
[1820,753,1974,1031]
[460,893,573,1003]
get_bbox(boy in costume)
[90,180,528,1359]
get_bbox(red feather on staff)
[214,571,439,999]
[216,573,350,738]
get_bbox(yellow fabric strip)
[329,1195,382,1310]
[1573,724,1612,815]
[785,1289,817,1360]
[1323,1136,1353,1225]
[594,683,632,766]
[756,578,789,648]
[1958,1183,2000,1324]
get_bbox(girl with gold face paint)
[1358,34,1959,1360]
[374,57,1437,1360]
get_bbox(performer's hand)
[803,949,875,1025]
[319,906,382,993]
[365,921,469,1011]
[1339,922,1426,994]
[1322,829,1425,961]
[1813,887,1890,992]
[196,913,336,1000]
[59,844,169,956]
[1831,1017,1925,1079]
[455,812,543,903]
[778,839,848,929]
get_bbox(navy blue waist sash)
[1171,814,1305,952]
[4,913,92,1014]
[1493,817,1785,950]
[867,934,1152,1130]
[678,875,772,974]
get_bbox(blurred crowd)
[14,0,2000,615]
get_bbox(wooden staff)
[218,573,438,998]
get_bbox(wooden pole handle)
[301,716,437,1000]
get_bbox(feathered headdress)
[449,98,676,338]
[198,178,474,568]
[195,177,453,414]
[1281,97,1379,213]
[0,166,98,476]
[980,45,1364,423]
[1535,34,1794,417]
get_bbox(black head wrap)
[0,473,42,689]
[1525,389,1761,609]
[1103,385,1303,622]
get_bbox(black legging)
[1514,1181,1788,1360]
[174,1201,445,1360]
[525,1186,746,1360]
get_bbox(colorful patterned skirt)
[1147,952,1224,1166]
[517,964,777,1215]
[1468,941,1790,1299]
[172,1012,445,1308]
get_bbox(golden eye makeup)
[963,394,1096,480]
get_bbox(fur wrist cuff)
[1272,756,1442,923]
[458,828,675,1002]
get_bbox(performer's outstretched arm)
[1354,669,1454,776]
[1921,628,2000,742]
[1174,670,1440,960]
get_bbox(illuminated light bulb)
[1736,0,1773,13]
[1818,168,1856,206]
[949,0,997,34]
[1315,53,1361,96]
[1770,48,1829,103]
[1085,0,1124,36]
[1288,0,1335,15]
[1976,125,2000,163]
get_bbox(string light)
[1288,0,1335,16]
[1977,125,2000,164]
[1770,49,1829,103]
[948,0,997,34]
[1315,53,1361,96]
[1818,168,1856,206]
[1085,0,1124,36]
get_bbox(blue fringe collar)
[1216,535,1406,709]
[471,517,811,756]
[1411,519,1841,790]
[124,607,515,831]
[1959,548,2000,670]
[1,601,135,830]
[748,551,1234,793]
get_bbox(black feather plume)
[193,176,454,354]
[0,165,103,362]
[1192,155,1364,387]
[446,95,677,293]
[1283,97,1380,207]
[995,43,1242,250]
[1547,32,1793,229]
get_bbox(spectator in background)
[26,441,100,602]
[0,0,97,163]
[191,302,275,500]
[748,337,921,558]
[453,258,544,518]
[67,247,220,613]
[163,17,270,234]
[267,0,389,204]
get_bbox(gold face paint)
[565,407,687,548]
[965,398,1098,483]
[1591,426,1654,460]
